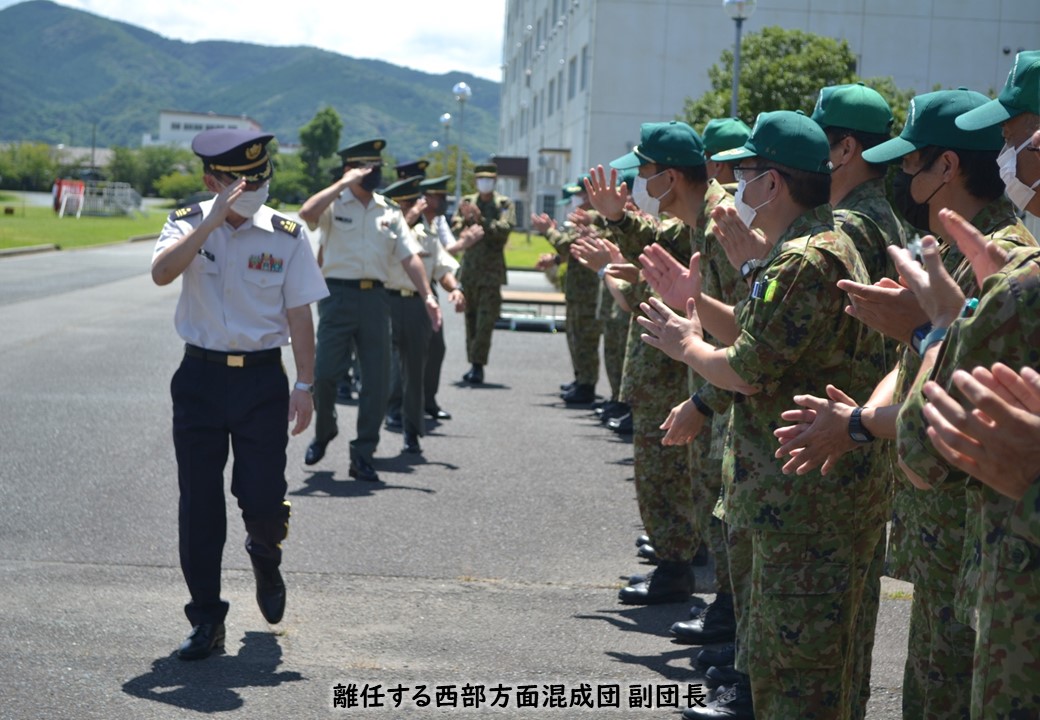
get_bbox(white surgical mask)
[221,181,269,217]
[476,178,495,194]
[630,169,672,217]
[733,171,771,228]
[997,138,1040,213]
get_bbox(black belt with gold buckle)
[184,344,281,368]
[326,278,384,290]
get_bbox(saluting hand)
[340,165,373,188]
[209,177,246,225]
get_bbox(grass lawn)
[0,203,170,251]
[505,230,555,269]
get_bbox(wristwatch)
[910,322,933,355]
[294,381,313,393]
[739,258,760,281]
[848,407,875,443]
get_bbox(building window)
[548,78,555,116]
[553,0,560,21]
[581,45,589,91]
[568,56,577,100]
[542,194,556,216]
[171,122,181,130]
[557,70,564,108]
[532,95,539,129]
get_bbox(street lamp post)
[439,112,452,175]
[452,82,472,208]
[723,0,756,118]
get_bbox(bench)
[498,289,567,332]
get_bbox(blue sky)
[2,0,507,81]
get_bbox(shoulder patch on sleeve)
[169,204,202,221]
[273,215,302,238]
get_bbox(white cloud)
[3,0,505,80]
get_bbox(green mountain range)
[0,0,501,161]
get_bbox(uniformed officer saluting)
[151,129,328,660]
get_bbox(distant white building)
[142,110,262,149]
[497,0,1039,220]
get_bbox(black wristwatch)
[848,407,875,443]
[739,258,760,281]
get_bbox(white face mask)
[630,169,672,216]
[997,137,1040,213]
[476,178,495,194]
[733,171,771,228]
[220,181,269,217]
[569,195,584,211]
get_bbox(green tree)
[0,143,59,191]
[683,26,859,128]
[299,106,343,193]
[154,170,204,201]
[271,151,309,205]
[106,146,142,189]
[425,146,475,198]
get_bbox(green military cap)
[702,117,752,156]
[811,82,894,134]
[712,110,831,174]
[957,50,1040,130]
[395,159,429,179]
[338,138,386,164]
[557,180,584,205]
[610,121,706,169]
[419,175,451,194]
[381,175,423,201]
[862,89,1004,164]
[474,163,498,177]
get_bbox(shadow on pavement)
[122,631,303,712]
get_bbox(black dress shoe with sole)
[681,681,754,719]
[637,543,659,563]
[562,383,596,404]
[607,412,633,435]
[349,456,381,482]
[251,561,286,624]
[694,642,736,670]
[425,407,452,420]
[304,430,338,466]
[402,431,422,454]
[462,364,484,384]
[618,560,695,605]
[635,533,651,547]
[670,593,736,644]
[177,623,226,661]
[384,414,403,430]
[704,665,745,690]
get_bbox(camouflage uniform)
[609,212,700,563]
[451,192,516,366]
[898,244,1040,719]
[599,282,629,401]
[544,222,602,388]
[720,205,888,719]
[833,174,907,720]
[887,198,1035,720]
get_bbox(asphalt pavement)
[0,240,910,719]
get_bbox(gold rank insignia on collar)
[273,216,301,237]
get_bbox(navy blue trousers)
[171,354,291,626]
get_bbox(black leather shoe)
[618,560,695,605]
[635,533,651,547]
[304,430,338,466]
[607,412,633,435]
[385,413,403,430]
[560,380,576,392]
[670,593,736,644]
[692,542,711,566]
[627,569,653,585]
[426,407,452,420]
[681,681,754,719]
[403,431,422,454]
[705,665,745,690]
[251,560,286,624]
[637,543,658,563]
[177,623,226,661]
[349,456,381,482]
[462,364,484,384]
[695,643,736,670]
[562,383,596,404]
[597,401,630,423]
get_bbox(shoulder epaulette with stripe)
[169,204,202,221]
[273,215,302,238]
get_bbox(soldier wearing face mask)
[299,139,441,483]
[450,163,516,385]
[151,129,329,659]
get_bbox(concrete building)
[497,0,1039,222]
[141,110,262,149]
